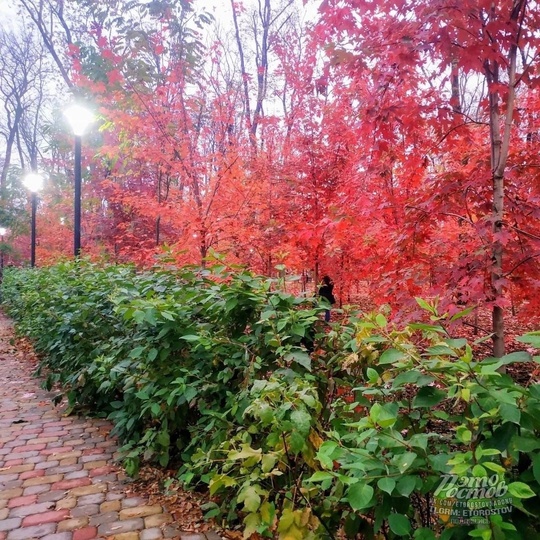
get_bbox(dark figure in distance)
[318,275,336,322]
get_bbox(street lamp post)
[64,104,93,258]
[0,227,7,271]
[23,173,44,267]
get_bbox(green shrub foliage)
[2,262,540,539]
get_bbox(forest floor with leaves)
[9,301,540,539]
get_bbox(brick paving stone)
[112,533,140,540]
[19,469,45,480]
[83,460,109,470]
[121,498,147,509]
[3,460,23,467]
[59,457,79,466]
[143,515,172,529]
[63,470,89,481]
[100,501,121,513]
[6,523,56,540]
[51,478,92,491]
[140,529,163,540]
[0,489,23,500]
[72,526,98,540]
[119,506,163,521]
[36,460,60,470]
[38,490,70,504]
[22,474,64,487]
[57,517,90,532]
[78,493,106,506]
[9,502,56,518]
[55,497,78,510]
[48,464,84,475]
[98,518,144,536]
[0,464,34,475]
[69,484,106,497]
[0,518,22,532]
[70,505,100,518]
[92,473,117,484]
[41,533,73,540]
[0,475,19,484]
[21,509,70,527]
[23,483,53,496]
[88,511,119,527]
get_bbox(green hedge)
[2,261,540,540]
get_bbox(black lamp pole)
[74,135,82,257]
[31,192,37,267]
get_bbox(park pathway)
[0,312,220,540]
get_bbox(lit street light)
[64,104,94,257]
[23,172,44,267]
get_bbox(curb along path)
[0,312,220,540]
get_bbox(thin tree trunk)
[485,0,525,358]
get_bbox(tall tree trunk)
[484,0,525,358]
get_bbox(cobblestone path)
[0,313,220,540]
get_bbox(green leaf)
[516,331,540,348]
[228,444,262,461]
[449,306,475,322]
[261,454,277,473]
[239,486,261,512]
[366,367,379,382]
[396,475,417,496]
[289,430,305,454]
[507,481,535,499]
[379,347,406,365]
[444,338,467,348]
[129,346,145,358]
[393,452,417,474]
[414,528,436,540]
[469,529,492,539]
[286,350,312,371]
[426,345,457,357]
[180,334,200,342]
[377,477,396,494]
[290,409,311,436]
[347,482,374,510]
[369,402,398,428]
[483,462,506,475]
[413,386,446,408]
[513,436,540,452]
[388,513,411,535]
[415,297,434,313]
[408,323,445,333]
[308,471,335,482]
[499,403,520,424]
[498,351,531,364]
[243,512,261,537]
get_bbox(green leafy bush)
[2,264,540,539]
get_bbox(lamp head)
[23,172,44,193]
[64,104,94,137]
